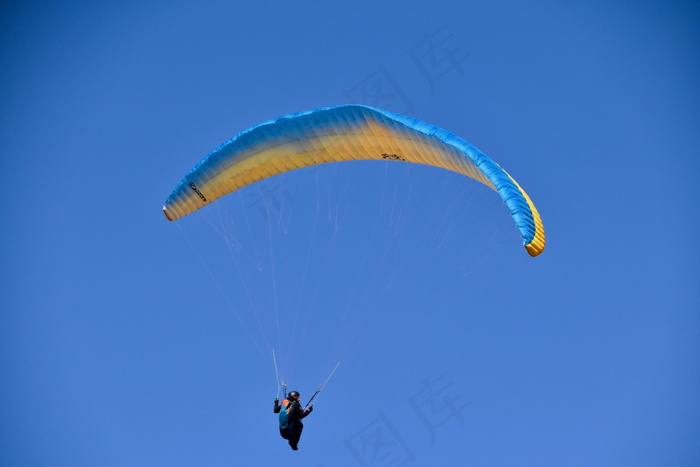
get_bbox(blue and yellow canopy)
[163,105,545,256]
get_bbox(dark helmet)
[288,391,300,400]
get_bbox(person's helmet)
[288,391,300,400]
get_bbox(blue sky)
[2,1,699,465]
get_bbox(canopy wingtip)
[163,205,176,221]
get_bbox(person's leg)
[288,421,303,450]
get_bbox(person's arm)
[273,398,281,413]
[291,401,313,419]
[301,405,313,419]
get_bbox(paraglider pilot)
[274,391,313,450]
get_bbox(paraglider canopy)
[163,105,545,256]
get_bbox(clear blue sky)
[2,1,699,465]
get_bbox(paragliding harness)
[278,397,292,432]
